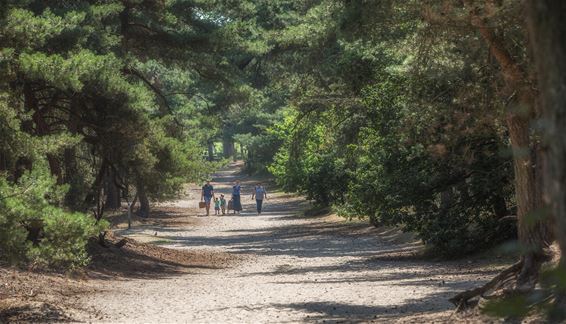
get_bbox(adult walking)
[232,180,242,214]
[201,180,215,216]
[251,183,267,215]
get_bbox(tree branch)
[122,68,183,126]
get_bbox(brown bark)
[105,175,121,209]
[425,7,552,272]
[136,178,150,218]
[104,168,121,209]
[446,2,553,307]
[222,137,235,159]
[469,7,550,285]
[526,0,566,266]
[450,260,524,308]
[84,160,107,209]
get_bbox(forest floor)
[1,162,514,323]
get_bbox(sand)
[72,163,508,323]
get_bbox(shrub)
[0,165,106,269]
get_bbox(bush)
[338,83,517,256]
[269,76,517,257]
[0,165,106,269]
[268,110,351,204]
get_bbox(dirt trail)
[74,163,506,323]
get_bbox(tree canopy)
[1,0,566,319]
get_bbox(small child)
[214,197,221,215]
[220,194,227,215]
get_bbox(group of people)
[200,180,268,216]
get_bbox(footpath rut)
[75,164,503,323]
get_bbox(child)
[220,194,227,215]
[214,197,221,215]
[228,199,234,212]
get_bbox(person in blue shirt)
[232,180,242,214]
[201,180,215,216]
[251,183,267,215]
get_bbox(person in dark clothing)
[232,180,242,214]
[201,180,215,216]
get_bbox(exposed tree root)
[451,248,555,312]
[114,238,128,248]
[97,231,108,247]
[450,261,523,311]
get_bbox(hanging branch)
[122,68,183,126]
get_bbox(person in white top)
[251,183,268,215]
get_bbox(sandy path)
[76,164,505,323]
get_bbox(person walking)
[220,194,227,215]
[232,180,242,214]
[201,180,215,216]
[214,197,221,215]
[251,183,267,215]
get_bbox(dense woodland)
[0,0,565,320]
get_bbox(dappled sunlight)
[3,1,561,321]
[79,163,510,322]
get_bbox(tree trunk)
[470,12,551,285]
[207,140,214,161]
[63,100,82,209]
[222,137,235,159]
[526,0,566,268]
[23,83,64,184]
[369,214,381,227]
[507,110,550,284]
[136,179,150,218]
[63,147,82,208]
[14,156,32,182]
[105,177,121,209]
[104,168,121,209]
[451,5,553,306]
[240,145,244,159]
[84,160,107,208]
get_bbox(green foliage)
[262,0,516,256]
[482,295,533,319]
[139,117,212,200]
[0,0,538,268]
[26,207,105,269]
[0,0,248,267]
[0,166,106,268]
[269,108,349,204]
